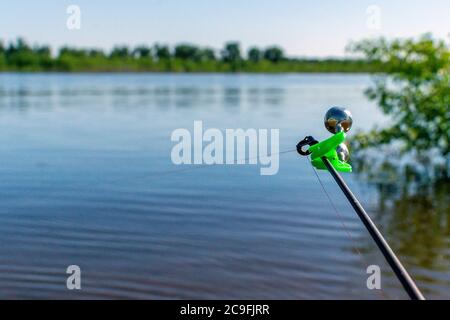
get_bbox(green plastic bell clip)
[309,132,352,172]
[296,107,353,172]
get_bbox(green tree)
[248,47,262,62]
[88,49,106,58]
[6,38,39,70]
[154,44,171,60]
[56,47,90,71]
[221,42,241,63]
[0,41,5,70]
[109,46,130,59]
[174,44,200,60]
[349,35,450,161]
[59,47,87,58]
[199,48,216,61]
[221,42,242,71]
[263,46,284,63]
[34,45,53,69]
[133,45,151,58]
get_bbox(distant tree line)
[0,38,380,73]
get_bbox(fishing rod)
[296,107,425,300]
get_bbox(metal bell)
[324,107,353,134]
[336,143,350,162]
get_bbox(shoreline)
[0,71,378,75]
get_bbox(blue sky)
[0,0,449,57]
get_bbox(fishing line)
[308,159,389,300]
[105,148,296,184]
[69,148,298,191]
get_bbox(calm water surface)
[0,73,448,299]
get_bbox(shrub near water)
[349,35,449,178]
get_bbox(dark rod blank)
[321,156,425,300]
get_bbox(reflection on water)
[353,153,450,297]
[0,85,285,108]
[382,179,449,269]
[0,73,448,299]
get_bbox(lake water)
[0,73,448,299]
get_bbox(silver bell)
[336,143,350,162]
[324,107,353,134]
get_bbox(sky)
[0,0,449,57]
